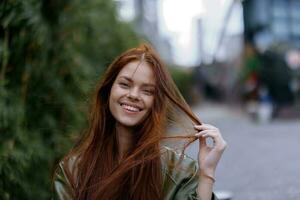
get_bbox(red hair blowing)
[61,44,201,200]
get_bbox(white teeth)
[121,104,140,112]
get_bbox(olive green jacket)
[53,147,218,200]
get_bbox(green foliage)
[0,0,139,199]
[169,66,195,103]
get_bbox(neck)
[116,123,134,160]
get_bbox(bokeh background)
[1,0,300,199]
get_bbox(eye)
[142,89,154,96]
[119,82,129,88]
[119,82,129,87]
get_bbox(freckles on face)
[109,61,156,127]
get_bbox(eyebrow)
[118,76,155,87]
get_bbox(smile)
[120,103,142,112]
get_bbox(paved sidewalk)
[186,103,300,200]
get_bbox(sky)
[115,0,244,66]
[159,0,244,66]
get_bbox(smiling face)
[109,60,156,128]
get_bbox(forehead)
[117,61,155,85]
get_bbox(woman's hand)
[194,124,227,180]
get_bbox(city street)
[186,103,300,200]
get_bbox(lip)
[119,102,143,112]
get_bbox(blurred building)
[195,18,205,64]
[242,0,300,117]
[114,0,173,64]
[194,1,244,102]
[243,0,300,49]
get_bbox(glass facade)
[243,0,300,45]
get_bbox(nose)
[128,87,140,100]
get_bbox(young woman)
[53,44,227,200]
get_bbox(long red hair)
[61,44,201,200]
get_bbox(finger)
[202,131,217,138]
[196,131,212,148]
[200,123,217,129]
[201,132,227,151]
[196,125,222,140]
[196,129,220,143]
[195,128,219,138]
[195,130,210,137]
[194,124,218,131]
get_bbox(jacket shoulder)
[161,146,198,182]
[161,146,219,200]
[52,155,80,200]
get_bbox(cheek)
[110,85,124,99]
[144,96,155,109]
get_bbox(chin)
[118,115,149,127]
[119,118,142,127]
